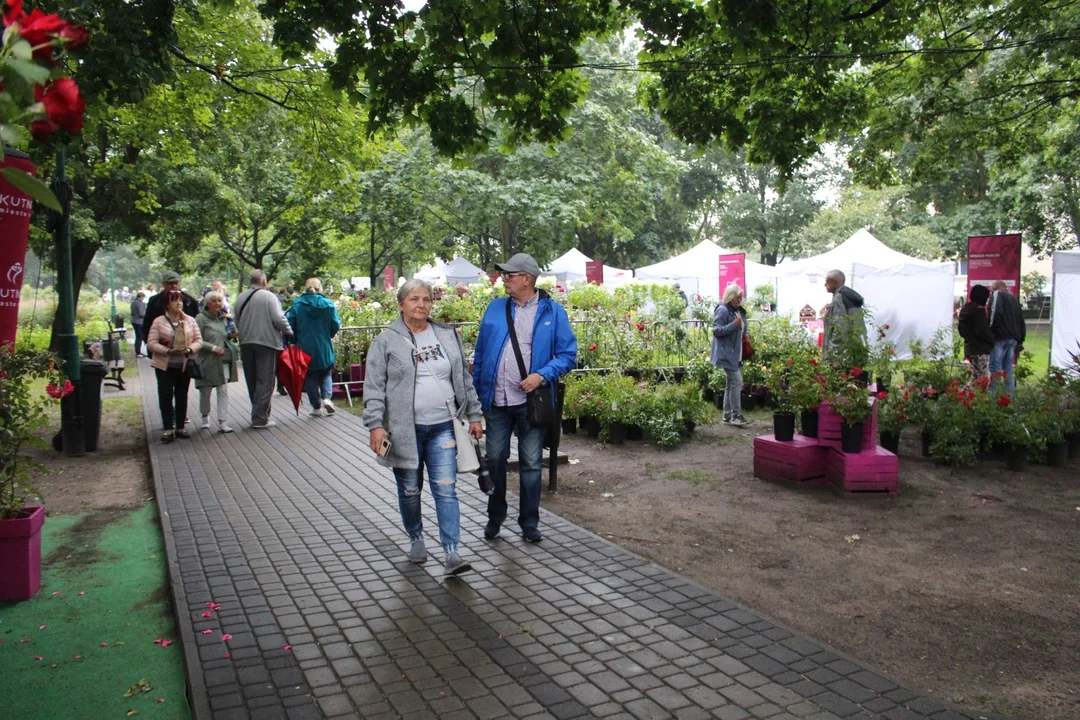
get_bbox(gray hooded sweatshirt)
[823,285,867,362]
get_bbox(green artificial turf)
[0,503,192,719]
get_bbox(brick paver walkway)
[139,360,1005,720]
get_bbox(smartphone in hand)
[376,436,392,457]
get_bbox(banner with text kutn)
[0,153,37,349]
[718,253,746,298]
[967,234,1021,299]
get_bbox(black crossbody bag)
[506,300,555,428]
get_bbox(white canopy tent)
[414,256,486,286]
[1051,249,1080,372]
[773,230,954,359]
[634,239,778,299]
[544,248,633,286]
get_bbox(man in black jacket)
[143,271,200,356]
[958,284,994,380]
[987,280,1026,397]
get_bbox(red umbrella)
[276,345,311,414]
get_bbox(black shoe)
[483,522,501,540]
[522,527,543,544]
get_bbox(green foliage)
[0,348,64,516]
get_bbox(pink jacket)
[146,313,203,371]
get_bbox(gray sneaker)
[722,414,732,425]
[408,538,427,563]
[444,552,472,576]
[730,415,749,427]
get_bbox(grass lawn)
[0,503,192,720]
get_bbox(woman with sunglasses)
[362,279,483,576]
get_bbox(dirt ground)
[545,411,1080,720]
[29,381,151,515]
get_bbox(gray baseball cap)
[494,253,541,277]
[161,270,181,283]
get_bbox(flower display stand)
[752,434,826,485]
[817,399,877,452]
[825,446,899,496]
[0,505,45,601]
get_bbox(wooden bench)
[101,335,126,391]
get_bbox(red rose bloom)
[57,21,88,49]
[785,359,794,366]
[997,395,1011,407]
[587,343,598,352]
[808,358,818,365]
[18,7,65,46]
[850,366,863,376]
[876,391,888,400]
[46,379,74,399]
[3,0,23,26]
[36,78,85,134]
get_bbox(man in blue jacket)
[473,253,577,544]
[286,278,341,417]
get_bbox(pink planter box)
[818,399,877,452]
[0,505,45,601]
[753,434,826,484]
[825,446,898,495]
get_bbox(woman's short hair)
[204,290,224,305]
[305,278,323,293]
[397,279,433,304]
[721,283,743,304]
[969,284,990,306]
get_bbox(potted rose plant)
[789,357,826,438]
[1,347,68,601]
[765,358,799,441]
[829,368,873,453]
[876,388,908,454]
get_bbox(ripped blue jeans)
[392,421,460,555]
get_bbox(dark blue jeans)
[392,421,461,555]
[485,403,545,532]
[989,338,1018,397]
[305,365,333,409]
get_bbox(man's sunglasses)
[501,271,527,278]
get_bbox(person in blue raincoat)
[286,278,342,417]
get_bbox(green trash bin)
[79,358,107,452]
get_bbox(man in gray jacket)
[235,269,293,428]
[821,269,867,366]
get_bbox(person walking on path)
[988,280,1026,397]
[821,269,867,366]
[472,253,577,545]
[958,284,995,381]
[363,280,483,576]
[235,269,293,429]
[130,291,147,358]
[195,290,238,433]
[144,271,200,355]
[712,283,749,427]
[146,291,202,443]
[286,278,341,417]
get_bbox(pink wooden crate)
[825,446,898,495]
[818,400,877,452]
[753,434,826,482]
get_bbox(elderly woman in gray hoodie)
[363,279,483,577]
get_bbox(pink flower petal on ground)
[52,591,61,595]
[21,638,31,643]
[156,698,165,703]
[153,638,162,644]
[206,602,220,610]
[77,592,84,596]
[39,625,47,629]
[201,630,212,635]
[100,642,108,647]
[160,640,173,647]
[221,634,232,642]
[34,656,43,661]
[201,611,212,618]
[282,644,292,650]
[0,639,5,643]
[225,652,231,658]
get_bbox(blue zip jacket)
[286,291,341,371]
[472,290,578,412]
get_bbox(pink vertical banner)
[383,267,395,291]
[0,152,36,350]
[487,270,500,285]
[967,234,1021,298]
[718,253,746,297]
[585,260,603,285]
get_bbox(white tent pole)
[1048,270,1056,372]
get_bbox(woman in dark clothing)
[958,284,995,380]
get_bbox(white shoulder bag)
[414,335,480,474]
